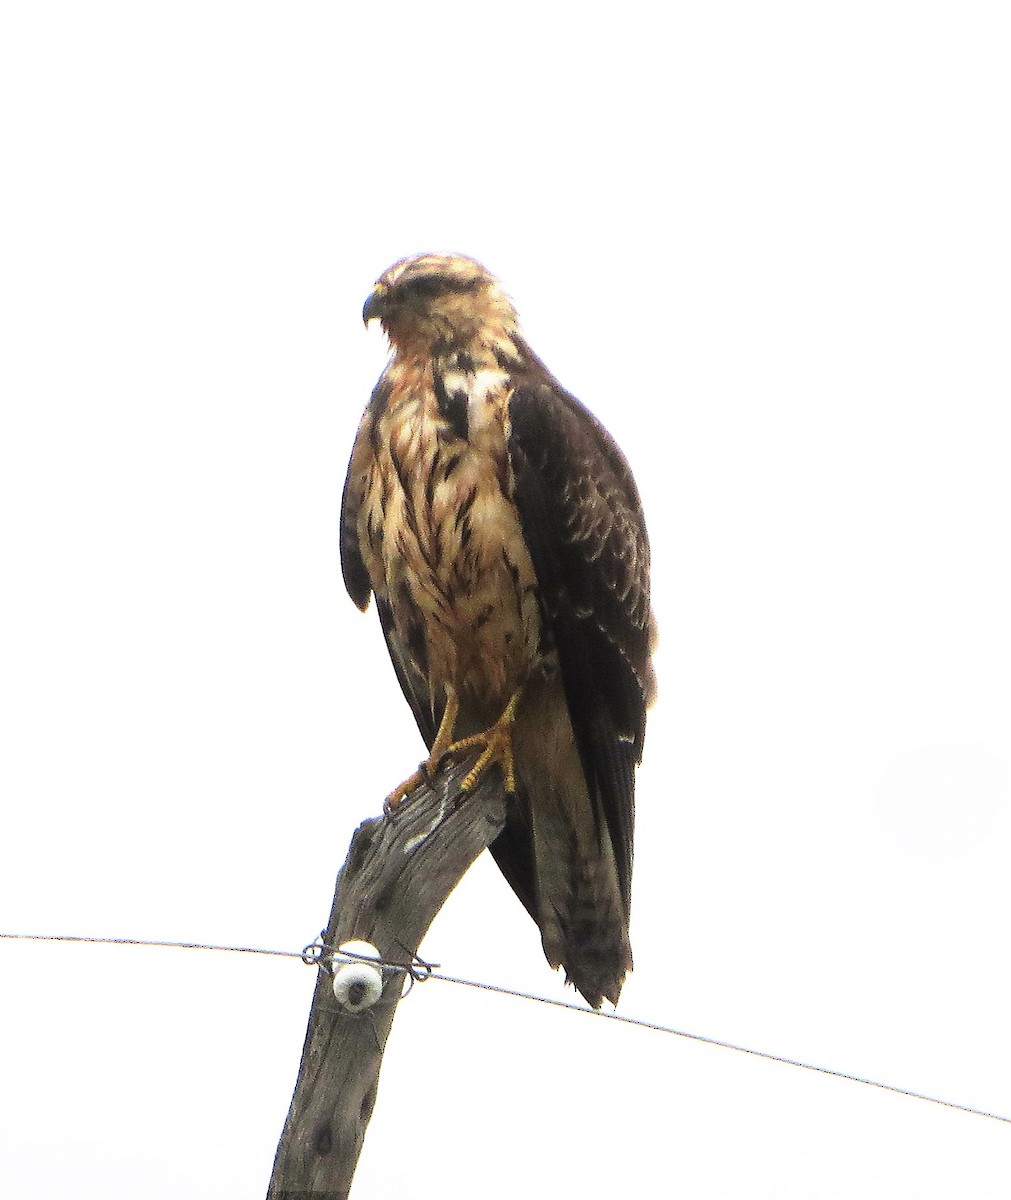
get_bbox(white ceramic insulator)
[331,940,385,1012]
[338,940,382,963]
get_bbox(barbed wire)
[2,930,1008,1126]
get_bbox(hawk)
[340,254,655,1007]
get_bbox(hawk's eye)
[403,275,477,302]
[407,276,452,300]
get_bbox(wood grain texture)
[267,759,507,1199]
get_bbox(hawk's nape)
[340,253,655,1007]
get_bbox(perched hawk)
[340,254,655,1007]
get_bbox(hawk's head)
[363,253,519,354]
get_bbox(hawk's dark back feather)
[500,340,652,917]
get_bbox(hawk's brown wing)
[339,378,447,751]
[339,382,384,614]
[503,347,653,917]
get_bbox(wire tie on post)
[407,949,437,983]
[303,935,439,1003]
[301,939,327,967]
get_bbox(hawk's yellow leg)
[384,688,460,813]
[442,688,521,795]
[383,688,522,814]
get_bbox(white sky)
[2,3,1009,1197]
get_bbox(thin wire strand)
[3,931,1008,1127]
[423,969,1011,1125]
[0,932,307,959]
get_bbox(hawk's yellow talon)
[384,689,521,812]
[446,689,521,796]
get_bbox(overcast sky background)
[2,3,1010,1197]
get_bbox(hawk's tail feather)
[489,785,631,1007]
[511,677,633,1009]
[482,681,629,1008]
[538,824,633,1009]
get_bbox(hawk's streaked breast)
[359,349,542,710]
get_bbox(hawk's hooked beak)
[362,282,388,326]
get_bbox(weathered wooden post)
[267,758,507,1198]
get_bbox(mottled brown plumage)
[340,254,655,1006]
